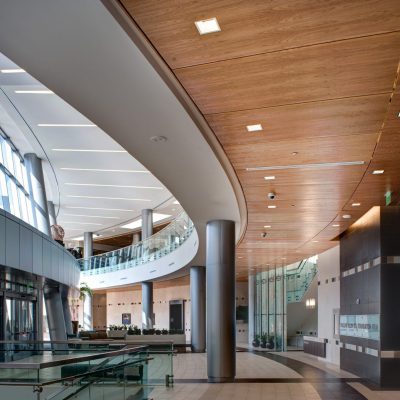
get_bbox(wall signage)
[339,314,379,340]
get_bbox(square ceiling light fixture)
[246,124,263,132]
[195,17,221,35]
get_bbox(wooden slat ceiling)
[120,0,400,277]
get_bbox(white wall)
[317,246,340,365]
[92,280,248,343]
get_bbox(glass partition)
[253,256,318,351]
[79,211,194,275]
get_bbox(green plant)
[161,329,168,335]
[79,282,93,301]
[155,329,161,335]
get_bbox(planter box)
[125,334,187,351]
[107,330,127,339]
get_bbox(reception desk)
[303,336,327,358]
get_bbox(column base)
[207,377,235,383]
[190,346,206,353]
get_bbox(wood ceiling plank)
[237,166,366,188]
[175,33,400,114]
[123,0,400,68]
[207,95,389,146]
[225,133,378,170]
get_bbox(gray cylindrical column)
[24,153,51,236]
[83,233,93,331]
[47,200,57,226]
[206,220,236,383]
[43,283,67,350]
[132,231,141,245]
[83,293,93,331]
[141,209,153,329]
[141,209,153,239]
[248,274,255,346]
[60,285,73,335]
[142,281,153,329]
[191,266,206,353]
[84,232,93,259]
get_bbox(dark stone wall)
[340,206,400,387]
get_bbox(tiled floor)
[147,351,400,400]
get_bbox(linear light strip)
[64,214,120,219]
[60,168,150,173]
[53,149,126,153]
[59,221,103,226]
[1,69,25,74]
[67,195,151,201]
[14,90,53,94]
[246,161,365,171]
[65,206,135,212]
[38,123,95,127]
[64,183,162,189]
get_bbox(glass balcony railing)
[0,341,175,399]
[79,212,194,276]
[286,257,317,303]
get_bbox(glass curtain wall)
[254,266,286,351]
[0,129,38,230]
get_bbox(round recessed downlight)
[150,135,168,143]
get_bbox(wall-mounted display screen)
[339,314,379,340]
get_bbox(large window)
[0,133,35,227]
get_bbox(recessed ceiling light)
[173,200,180,205]
[312,240,319,243]
[194,17,221,35]
[264,225,271,228]
[343,214,352,219]
[53,149,126,153]
[15,90,53,94]
[291,152,298,156]
[60,168,149,173]
[281,257,286,260]
[38,123,95,127]
[64,214,120,219]
[398,112,400,118]
[1,68,25,73]
[332,224,340,227]
[372,170,384,175]
[121,213,171,229]
[64,183,162,189]
[66,206,135,212]
[246,124,263,132]
[72,236,84,241]
[264,176,275,180]
[352,203,361,207]
[268,205,276,209]
[67,195,151,201]
[237,256,243,259]
[150,135,168,143]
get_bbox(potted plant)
[260,333,268,348]
[252,334,260,348]
[161,329,169,335]
[267,334,275,349]
[155,329,162,335]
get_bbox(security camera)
[261,232,267,238]
[267,192,276,200]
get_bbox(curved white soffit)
[0,1,246,247]
[82,227,199,290]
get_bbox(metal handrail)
[0,355,152,388]
[0,344,148,370]
[78,211,195,274]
